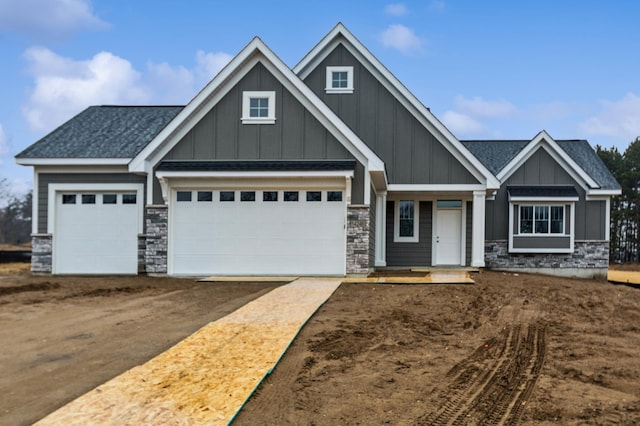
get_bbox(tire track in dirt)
[420,322,547,425]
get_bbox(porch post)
[472,190,486,267]
[375,191,387,266]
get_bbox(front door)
[435,209,462,265]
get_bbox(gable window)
[242,91,276,124]
[394,200,419,242]
[325,66,354,94]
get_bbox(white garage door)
[170,187,346,276]
[55,192,140,274]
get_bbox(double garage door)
[54,190,140,274]
[170,186,347,276]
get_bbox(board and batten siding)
[385,201,432,267]
[302,44,479,186]
[162,62,365,204]
[485,148,607,241]
[37,173,147,234]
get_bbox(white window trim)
[508,201,575,253]
[394,200,419,243]
[517,204,566,236]
[241,91,276,124]
[325,66,354,94]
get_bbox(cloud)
[380,24,424,54]
[0,0,107,38]
[384,3,409,16]
[453,95,517,119]
[429,0,446,11]
[0,123,8,157]
[581,92,640,142]
[441,110,488,136]
[22,47,232,132]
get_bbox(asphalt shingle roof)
[461,139,620,190]
[16,105,184,159]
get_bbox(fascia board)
[587,189,621,197]
[498,131,599,190]
[16,158,130,166]
[294,24,499,189]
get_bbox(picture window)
[519,205,564,235]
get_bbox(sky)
[1,0,639,195]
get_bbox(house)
[15,23,620,279]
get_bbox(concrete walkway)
[35,278,342,426]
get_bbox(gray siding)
[37,173,147,233]
[303,44,479,186]
[485,148,606,241]
[385,201,432,267]
[163,62,365,204]
[513,236,572,250]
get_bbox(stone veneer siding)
[31,233,52,273]
[485,240,609,270]
[144,205,168,274]
[346,205,370,275]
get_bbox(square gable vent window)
[242,91,276,124]
[326,66,353,94]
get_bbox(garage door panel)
[171,187,347,275]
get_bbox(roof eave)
[16,158,131,166]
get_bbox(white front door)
[435,209,462,265]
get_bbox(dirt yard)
[2,265,640,425]
[0,264,282,426]
[236,270,640,425]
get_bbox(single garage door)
[170,187,346,275]
[55,192,140,274]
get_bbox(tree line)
[0,179,32,246]
[597,137,640,263]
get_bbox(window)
[242,91,276,124]
[122,194,137,204]
[103,194,117,204]
[197,191,213,202]
[62,194,76,204]
[176,191,192,202]
[220,191,235,202]
[263,191,278,202]
[519,205,564,235]
[306,191,321,202]
[325,66,354,94]
[284,191,299,202]
[240,191,255,202]
[327,191,343,202]
[394,200,419,242]
[82,194,96,204]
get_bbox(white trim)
[325,66,354,94]
[241,91,276,124]
[375,191,387,266]
[155,170,355,179]
[388,184,487,192]
[587,189,621,196]
[508,201,575,253]
[394,199,419,243]
[498,131,599,190]
[471,190,486,267]
[432,201,465,266]
[294,23,500,190]
[16,158,130,166]
[508,247,574,254]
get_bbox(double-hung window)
[242,91,276,124]
[394,200,419,242]
[325,66,354,94]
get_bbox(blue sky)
[1,0,639,195]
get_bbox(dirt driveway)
[0,264,282,426]
[236,270,640,425]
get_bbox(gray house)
[16,24,620,279]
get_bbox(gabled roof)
[294,23,500,190]
[15,106,183,162]
[462,131,621,193]
[128,36,386,182]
